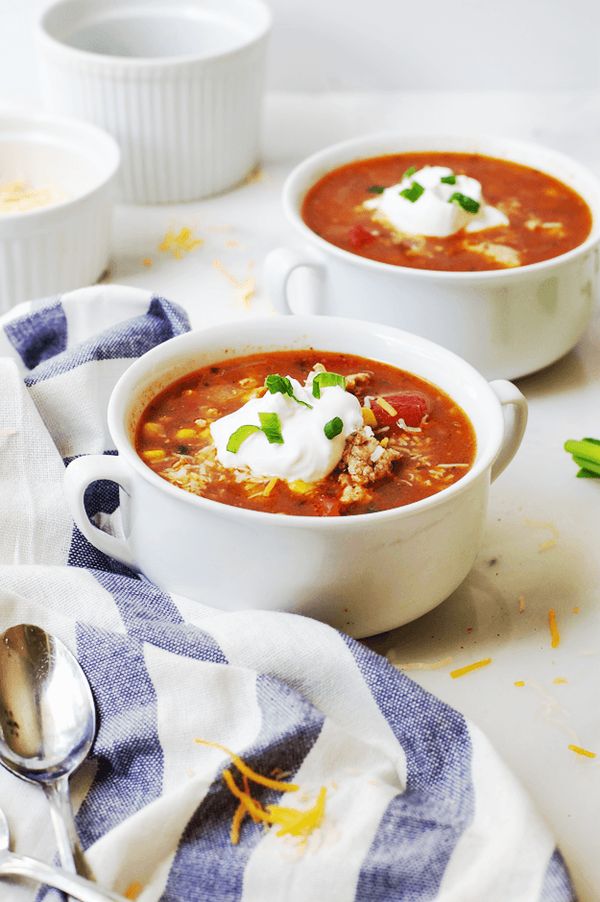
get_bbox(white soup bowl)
[63,316,527,638]
[265,133,600,381]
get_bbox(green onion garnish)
[441,174,456,185]
[449,191,480,214]
[264,373,312,408]
[312,372,346,399]
[565,437,600,478]
[367,185,385,194]
[324,417,343,440]
[402,166,417,180]
[227,424,261,453]
[259,411,284,444]
[400,181,425,203]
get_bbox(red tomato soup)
[301,152,592,272]
[135,350,476,517]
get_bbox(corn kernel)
[143,422,164,437]
[175,428,197,440]
[288,480,314,494]
[362,407,377,427]
[142,449,166,462]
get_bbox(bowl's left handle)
[64,455,139,570]
[263,247,325,314]
[489,380,528,483]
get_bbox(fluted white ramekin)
[37,0,271,204]
[0,110,119,312]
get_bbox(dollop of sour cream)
[364,166,508,238]
[210,375,363,483]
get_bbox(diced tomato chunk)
[348,224,375,249]
[372,392,430,427]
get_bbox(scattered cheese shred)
[548,609,560,649]
[553,677,568,685]
[158,227,203,259]
[572,607,580,615]
[518,595,526,613]
[124,882,143,900]
[450,658,492,679]
[213,258,256,307]
[525,518,559,552]
[195,739,299,792]
[362,406,377,427]
[196,739,327,846]
[375,396,397,417]
[393,655,453,672]
[514,680,526,687]
[568,744,596,759]
[142,257,153,268]
[263,477,278,497]
[196,739,327,845]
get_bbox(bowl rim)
[37,0,272,68]
[282,131,600,281]
[107,314,506,530]
[0,109,120,224]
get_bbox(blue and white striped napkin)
[0,286,573,901]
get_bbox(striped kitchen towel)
[0,286,572,902]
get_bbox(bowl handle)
[489,380,528,483]
[263,247,325,314]
[64,455,138,570]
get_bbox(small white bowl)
[265,133,600,381]
[0,110,119,312]
[63,315,527,638]
[37,0,271,203]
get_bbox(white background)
[1,0,599,102]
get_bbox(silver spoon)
[0,624,95,878]
[0,803,126,901]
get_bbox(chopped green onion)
[227,424,261,453]
[400,181,425,203]
[402,166,417,180]
[259,411,284,444]
[324,417,343,440]
[564,437,600,478]
[312,371,346,399]
[449,192,480,214]
[264,373,312,408]
[367,185,385,194]
[441,174,456,185]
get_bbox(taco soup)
[135,350,476,517]
[301,152,592,272]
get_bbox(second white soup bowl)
[64,316,527,638]
[265,133,600,381]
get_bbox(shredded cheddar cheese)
[568,744,596,759]
[263,477,278,497]
[548,609,560,649]
[212,258,256,307]
[159,227,203,259]
[450,658,492,679]
[518,595,526,613]
[124,882,143,900]
[142,257,153,268]
[195,739,326,845]
[375,396,397,417]
[514,680,526,687]
[362,407,377,427]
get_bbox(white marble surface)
[105,92,600,900]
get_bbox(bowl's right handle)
[63,454,139,570]
[489,380,528,483]
[263,247,325,314]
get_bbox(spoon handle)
[0,851,126,901]
[44,777,94,880]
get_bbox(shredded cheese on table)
[390,655,453,672]
[0,180,64,212]
[548,609,560,649]
[450,658,492,679]
[158,227,203,259]
[514,680,526,687]
[568,744,596,759]
[124,882,143,900]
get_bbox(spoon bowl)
[0,624,96,875]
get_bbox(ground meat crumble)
[337,427,403,505]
